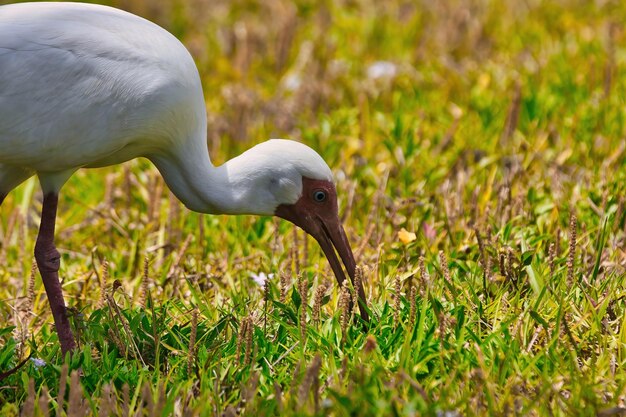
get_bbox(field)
[1,0,626,415]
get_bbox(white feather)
[0,2,333,214]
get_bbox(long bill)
[275,202,370,323]
[313,216,370,322]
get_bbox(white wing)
[0,2,206,171]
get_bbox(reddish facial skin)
[275,177,369,322]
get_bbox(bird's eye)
[312,190,327,202]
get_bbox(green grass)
[1,0,626,415]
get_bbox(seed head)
[139,256,150,308]
[312,282,327,326]
[99,260,109,309]
[567,212,577,285]
[244,316,254,366]
[187,308,198,377]
[408,284,417,330]
[27,259,37,311]
[339,281,351,341]
[393,273,401,323]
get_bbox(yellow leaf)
[398,228,416,244]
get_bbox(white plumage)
[0,2,333,213]
[0,2,367,354]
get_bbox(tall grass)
[1,0,626,415]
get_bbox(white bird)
[0,2,369,355]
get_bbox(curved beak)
[313,216,370,322]
[276,203,370,322]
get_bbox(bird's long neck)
[149,139,262,216]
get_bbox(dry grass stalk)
[355,222,376,260]
[496,185,509,225]
[263,276,271,333]
[99,260,109,309]
[289,361,302,398]
[18,217,26,278]
[548,243,556,280]
[271,218,281,252]
[499,251,506,278]
[38,386,50,416]
[68,370,86,416]
[485,254,492,282]
[279,271,290,304]
[393,273,401,323]
[474,227,488,270]
[244,316,254,366]
[235,317,248,366]
[57,363,68,417]
[363,334,377,354]
[485,223,493,245]
[223,405,237,417]
[263,276,271,306]
[122,384,130,417]
[197,213,205,257]
[358,92,369,143]
[168,233,193,279]
[581,222,589,275]
[273,381,283,414]
[187,308,198,377]
[139,382,153,414]
[506,248,516,282]
[147,173,163,225]
[27,259,37,312]
[604,23,617,97]
[22,378,35,416]
[439,251,452,288]
[297,354,322,408]
[107,328,127,358]
[3,208,18,244]
[568,212,577,285]
[139,256,150,308]
[501,81,522,144]
[303,233,309,267]
[273,1,297,72]
[408,284,417,330]
[339,280,351,341]
[312,282,327,326]
[341,180,357,223]
[154,383,167,417]
[142,381,166,417]
[242,371,260,407]
[298,273,308,343]
[419,255,430,293]
[99,383,115,417]
[123,164,132,214]
[356,173,388,258]
[166,191,181,254]
[353,266,363,316]
[106,293,145,364]
[233,21,250,74]
[103,173,114,209]
[470,188,479,227]
[339,356,348,383]
[372,172,389,247]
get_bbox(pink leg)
[35,192,76,355]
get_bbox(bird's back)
[0,2,207,171]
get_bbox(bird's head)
[229,139,369,321]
